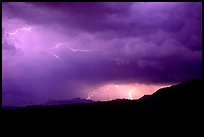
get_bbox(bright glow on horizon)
[3,2,201,107]
[129,88,136,100]
[86,83,171,101]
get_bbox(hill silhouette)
[43,98,93,105]
[2,78,202,122]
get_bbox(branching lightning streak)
[67,45,97,52]
[87,85,138,101]
[50,42,98,53]
[6,27,32,36]
[50,43,67,50]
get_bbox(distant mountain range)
[3,78,202,116]
[44,98,94,105]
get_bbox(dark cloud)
[2,2,202,106]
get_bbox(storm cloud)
[2,2,202,106]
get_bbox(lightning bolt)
[50,42,98,53]
[67,45,97,52]
[50,53,60,59]
[87,90,98,100]
[86,85,113,100]
[129,88,136,100]
[6,27,32,36]
[50,42,67,50]
[5,26,61,60]
[87,84,140,101]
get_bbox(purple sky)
[2,2,202,106]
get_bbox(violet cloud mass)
[2,2,202,106]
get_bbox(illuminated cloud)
[2,2,202,106]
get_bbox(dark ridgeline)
[43,98,93,105]
[2,78,202,123]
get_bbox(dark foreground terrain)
[2,78,202,117]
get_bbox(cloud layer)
[2,2,202,106]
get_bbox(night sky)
[2,2,202,107]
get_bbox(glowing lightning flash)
[129,88,136,100]
[86,85,138,101]
[50,43,67,50]
[87,91,98,100]
[86,85,112,100]
[6,27,32,36]
[50,42,98,53]
[50,53,60,59]
[67,45,97,52]
[50,42,98,60]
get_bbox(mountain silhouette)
[133,78,202,114]
[2,78,202,122]
[44,98,93,105]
